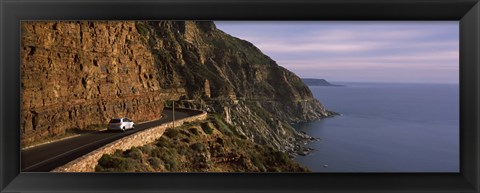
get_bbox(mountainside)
[21,21,334,153]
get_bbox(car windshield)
[109,119,121,123]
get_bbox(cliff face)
[21,21,333,151]
[134,21,333,151]
[21,22,165,145]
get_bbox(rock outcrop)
[134,21,335,152]
[21,22,165,146]
[21,21,334,152]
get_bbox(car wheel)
[122,127,126,131]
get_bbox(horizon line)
[301,78,459,85]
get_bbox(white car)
[108,117,134,131]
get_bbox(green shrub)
[150,148,162,158]
[148,157,163,169]
[127,147,143,160]
[95,154,142,172]
[97,154,119,168]
[180,129,191,137]
[190,142,205,152]
[156,138,170,147]
[181,138,190,143]
[188,128,199,135]
[177,146,188,154]
[211,114,244,137]
[192,155,209,169]
[113,149,124,157]
[273,151,290,164]
[159,150,179,171]
[140,145,154,155]
[251,156,267,172]
[163,157,178,171]
[165,129,180,138]
[212,114,234,136]
[201,122,213,134]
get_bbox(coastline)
[288,111,339,158]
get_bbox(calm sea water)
[294,82,459,172]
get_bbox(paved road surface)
[21,108,199,172]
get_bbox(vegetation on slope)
[95,114,308,172]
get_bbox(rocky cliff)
[21,22,165,146]
[139,21,334,152]
[21,21,334,152]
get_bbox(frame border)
[1,0,479,192]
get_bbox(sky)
[215,21,459,84]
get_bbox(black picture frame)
[1,0,479,192]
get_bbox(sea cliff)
[21,21,334,154]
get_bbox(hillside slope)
[96,117,309,172]
[20,21,334,153]
[137,21,334,152]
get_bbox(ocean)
[294,82,459,172]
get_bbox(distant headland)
[302,78,343,87]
